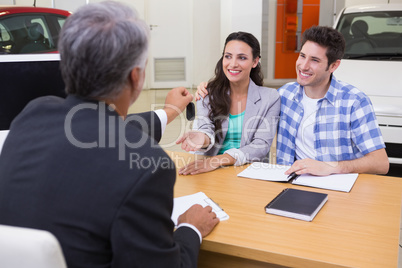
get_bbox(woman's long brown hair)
[206,31,264,142]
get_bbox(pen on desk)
[287,172,300,181]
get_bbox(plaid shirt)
[276,75,385,165]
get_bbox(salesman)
[0,1,219,268]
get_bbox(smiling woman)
[176,31,281,175]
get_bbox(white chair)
[0,224,67,268]
[0,130,9,154]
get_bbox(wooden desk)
[168,151,402,268]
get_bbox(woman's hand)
[176,131,210,152]
[195,81,209,101]
[178,158,221,175]
[178,154,236,175]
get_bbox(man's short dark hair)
[301,26,345,68]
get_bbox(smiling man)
[276,26,389,176]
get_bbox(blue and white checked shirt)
[276,75,385,165]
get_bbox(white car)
[333,3,402,167]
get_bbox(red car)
[0,6,71,54]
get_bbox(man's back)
[0,95,188,267]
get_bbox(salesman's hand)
[195,81,208,101]
[178,204,219,238]
[164,87,193,124]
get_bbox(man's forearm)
[333,148,389,175]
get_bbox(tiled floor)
[131,89,402,267]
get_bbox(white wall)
[0,0,145,14]
[10,0,51,6]
[191,0,263,86]
[220,0,263,49]
[345,0,392,5]
[54,0,85,12]
[0,0,13,4]
[344,0,402,7]
[192,0,221,86]
[0,0,268,87]
[88,0,145,19]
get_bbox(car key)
[186,102,195,121]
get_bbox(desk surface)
[168,151,402,268]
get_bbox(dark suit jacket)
[0,95,200,268]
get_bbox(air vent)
[154,58,185,82]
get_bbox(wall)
[273,0,320,80]
[220,0,262,49]
[14,0,52,6]
[192,0,221,86]
[0,0,282,87]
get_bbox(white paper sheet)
[237,162,291,182]
[292,173,358,192]
[236,162,359,192]
[171,192,229,226]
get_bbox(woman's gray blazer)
[193,79,280,165]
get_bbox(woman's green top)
[218,110,245,155]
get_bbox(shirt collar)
[322,75,337,106]
[294,85,304,103]
[295,74,338,106]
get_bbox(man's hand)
[195,82,208,101]
[164,87,193,124]
[176,131,209,152]
[178,204,219,238]
[285,158,338,176]
[285,149,389,176]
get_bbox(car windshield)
[336,10,402,60]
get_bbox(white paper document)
[237,162,359,192]
[237,162,291,182]
[292,173,358,192]
[171,192,229,226]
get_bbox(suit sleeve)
[110,149,200,268]
[126,111,162,143]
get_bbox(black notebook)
[265,188,328,221]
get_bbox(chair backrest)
[0,130,9,154]
[27,22,45,41]
[0,224,67,268]
[20,22,48,53]
[351,20,369,38]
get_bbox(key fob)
[186,102,195,121]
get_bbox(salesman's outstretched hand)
[164,87,193,124]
